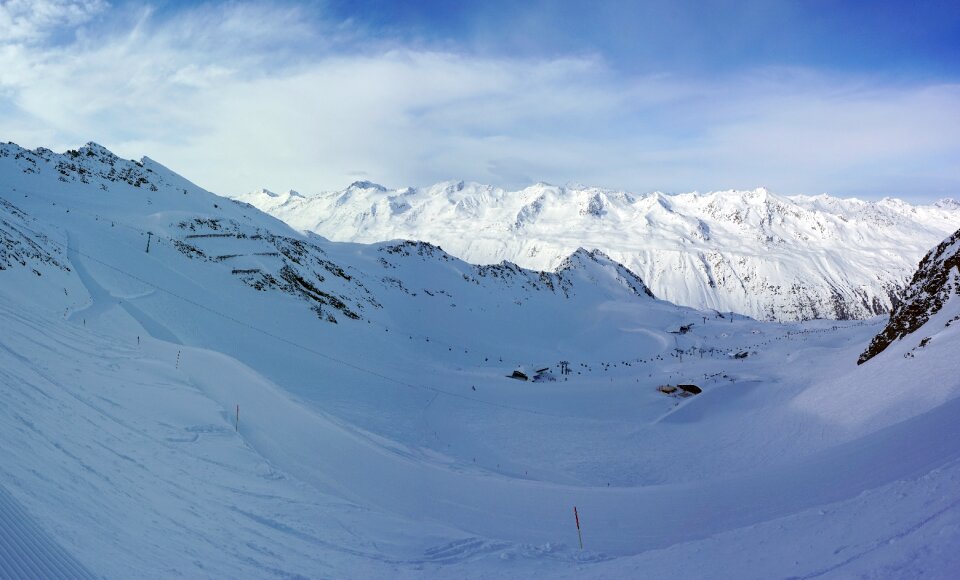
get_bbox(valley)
[1,142,958,578]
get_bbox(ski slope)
[1,142,960,577]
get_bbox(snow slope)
[0,481,95,579]
[236,182,960,321]
[859,227,960,363]
[1,141,959,577]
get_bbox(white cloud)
[0,2,957,200]
[0,0,107,43]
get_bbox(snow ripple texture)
[0,484,95,579]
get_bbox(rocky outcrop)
[858,229,960,364]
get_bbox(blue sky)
[325,0,960,77]
[1,0,958,201]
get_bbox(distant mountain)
[237,182,960,321]
[858,228,960,364]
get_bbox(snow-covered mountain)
[3,141,960,578]
[237,181,960,321]
[859,227,960,364]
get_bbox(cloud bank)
[0,1,957,200]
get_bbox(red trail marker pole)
[574,506,583,551]
[235,405,239,432]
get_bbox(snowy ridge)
[557,248,654,299]
[2,141,960,577]
[859,227,960,363]
[237,182,960,321]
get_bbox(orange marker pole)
[574,506,583,551]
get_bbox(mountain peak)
[557,247,654,299]
[77,142,118,159]
[347,180,387,192]
[934,198,960,210]
[562,247,595,263]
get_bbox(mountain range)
[237,181,960,321]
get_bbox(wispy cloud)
[0,2,957,200]
[0,0,107,43]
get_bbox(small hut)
[677,384,702,395]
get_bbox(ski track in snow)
[0,483,95,580]
[67,232,182,344]
[789,495,960,579]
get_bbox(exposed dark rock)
[858,228,960,364]
[0,198,69,272]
